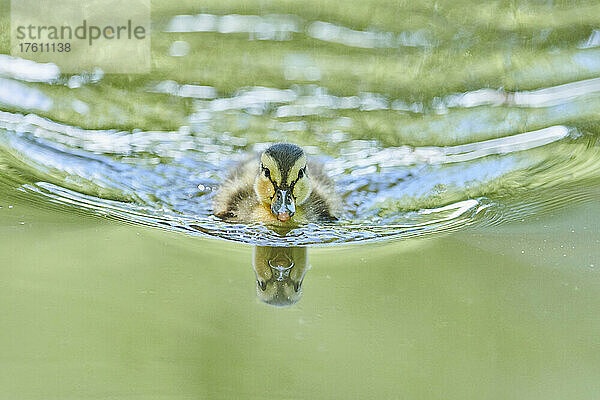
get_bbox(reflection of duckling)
[253,246,309,306]
[213,143,340,224]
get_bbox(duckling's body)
[213,144,339,225]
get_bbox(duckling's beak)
[271,189,295,222]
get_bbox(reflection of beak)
[268,257,294,281]
[271,189,295,222]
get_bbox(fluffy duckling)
[213,143,340,225]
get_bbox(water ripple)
[1,107,598,246]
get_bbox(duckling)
[213,143,340,225]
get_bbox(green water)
[1,0,600,398]
[1,187,599,399]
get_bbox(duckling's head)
[254,143,311,223]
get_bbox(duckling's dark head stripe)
[264,143,304,186]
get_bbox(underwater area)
[1,0,600,398]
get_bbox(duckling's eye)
[297,168,304,179]
[262,166,271,179]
